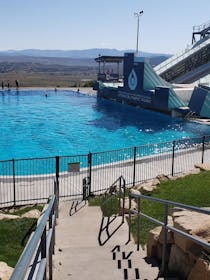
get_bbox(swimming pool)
[1,89,210,161]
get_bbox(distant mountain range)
[0,48,172,59]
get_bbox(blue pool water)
[1,89,210,161]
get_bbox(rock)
[172,209,210,252]
[188,258,210,280]
[156,174,169,181]
[135,179,160,191]
[0,213,20,220]
[173,233,194,253]
[185,168,200,175]
[0,262,13,280]
[168,244,195,279]
[168,169,200,180]
[21,209,41,219]
[159,216,174,245]
[167,175,180,181]
[169,207,185,216]
[150,178,160,186]
[188,244,206,262]
[120,198,137,214]
[146,226,162,258]
[141,183,157,193]
[194,163,210,171]
[130,189,141,196]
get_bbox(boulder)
[194,163,210,171]
[0,262,13,280]
[120,198,137,214]
[130,189,141,197]
[188,258,210,280]
[167,175,181,181]
[156,174,169,182]
[184,168,200,175]
[135,178,160,192]
[0,214,20,220]
[168,169,200,181]
[141,183,157,193]
[159,216,174,245]
[146,226,162,258]
[172,209,210,252]
[168,244,195,279]
[21,209,41,219]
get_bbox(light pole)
[134,10,143,56]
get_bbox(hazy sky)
[0,0,209,54]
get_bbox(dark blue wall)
[123,53,144,93]
[153,87,169,111]
[188,86,207,114]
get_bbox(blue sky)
[0,0,209,54]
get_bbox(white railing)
[193,20,210,32]
[154,37,210,75]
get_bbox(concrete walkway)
[53,201,159,280]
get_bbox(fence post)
[161,204,168,277]
[54,180,59,218]
[171,141,175,176]
[55,156,59,216]
[88,152,92,194]
[201,136,205,164]
[12,159,16,206]
[55,156,59,186]
[133,147,137,186]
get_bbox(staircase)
[53,201,159,280]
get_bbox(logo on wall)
[128,69,138,91]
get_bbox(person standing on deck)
[15,80,19,88]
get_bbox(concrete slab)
[53,201,159,280]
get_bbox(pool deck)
[4,87,97,96]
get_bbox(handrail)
[101,175,126,220]
[98,176,126,245]
[128,193,210,276]
[10,195,57,280]
[193,20,210,32]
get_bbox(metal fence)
[0,135,210,207]
[128,192,210,277]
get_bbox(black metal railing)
[10,194,57,280]
[98,176,126,246]
[128,192,210,277]
[0,135,210,207]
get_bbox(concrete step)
[53,245,159,280]
[53,201,160,279]
[56,201,129,248]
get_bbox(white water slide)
[154,37,210,83]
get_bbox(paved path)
[53,201,159,280]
